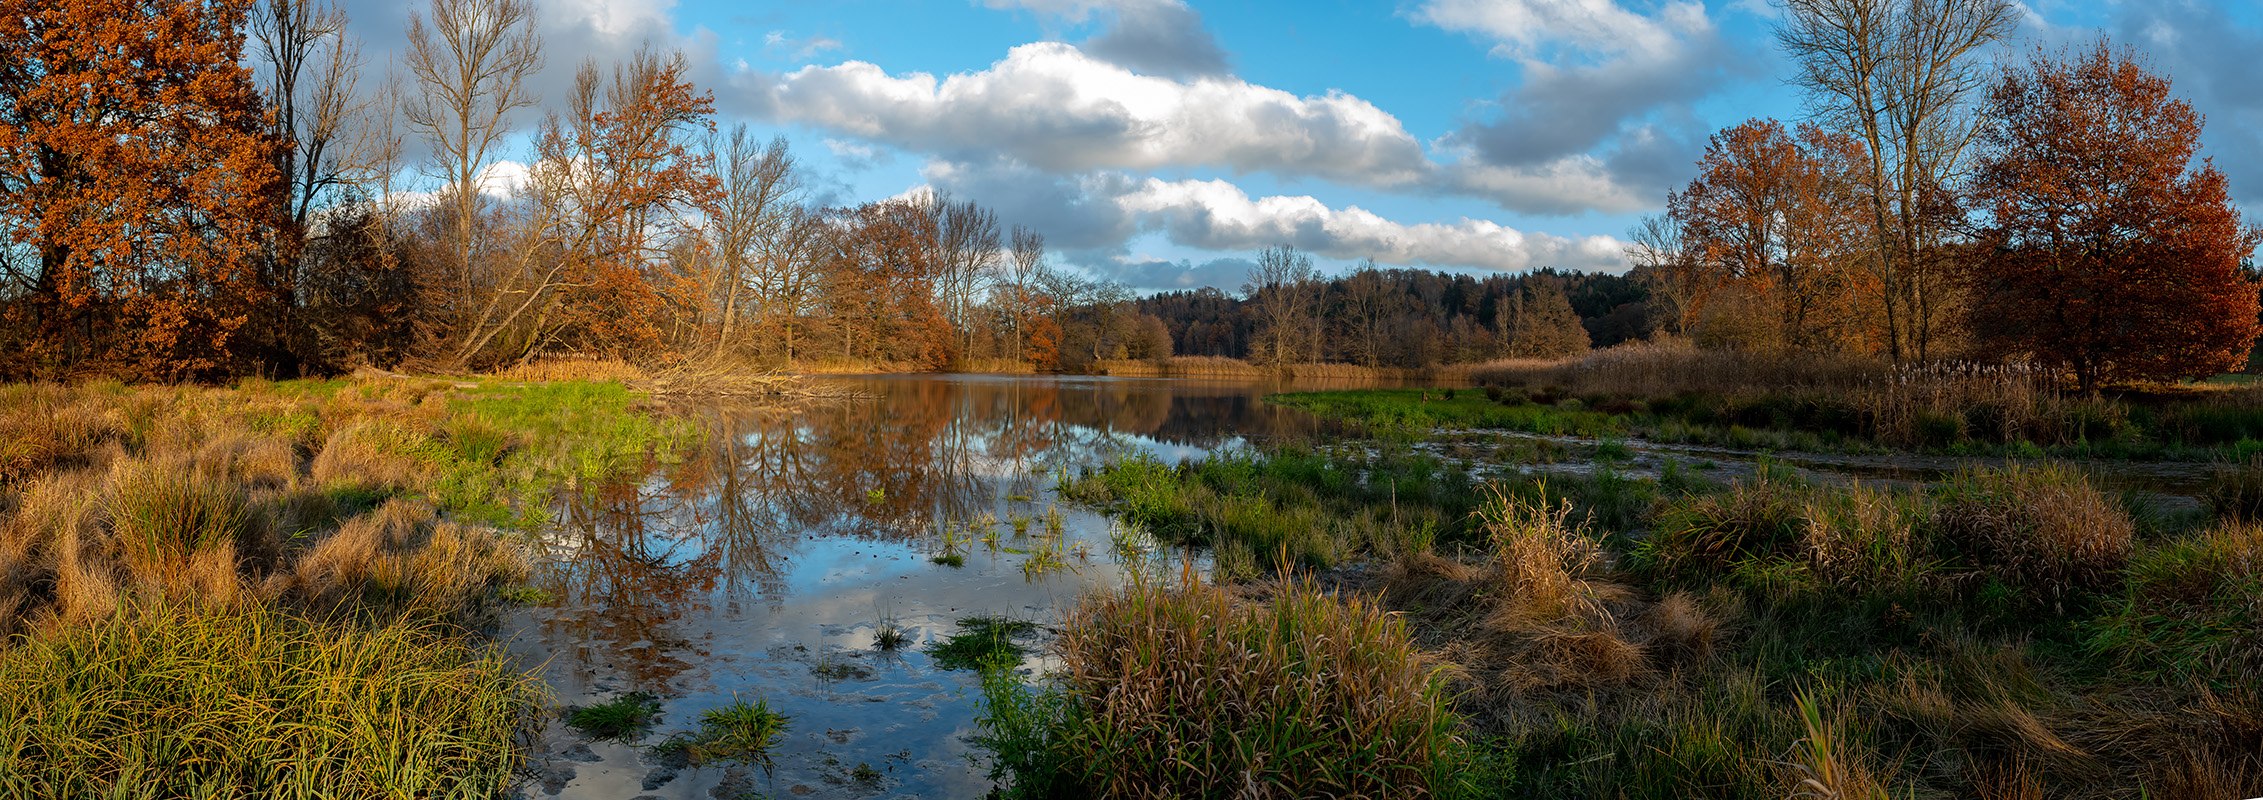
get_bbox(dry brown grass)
[1934,464,2133,604]
[311,420,436,492]
[1380,483,1717,700]
[496,356,649,384]
[0,383,534,638]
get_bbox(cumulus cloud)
[732,42,1428,187]
[1117,178,1628,272]
[732,41,1663,214]
[1414,0,1751,201]
[920,156,1628,279]
[1412,0,1702,60]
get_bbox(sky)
[333,0,2263,293]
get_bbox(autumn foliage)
[0,0,285,380]
[1968,41,2261,393]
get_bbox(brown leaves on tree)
[1668,119,1876,353]
[0,0,285,380]
[1968,40,2262,393]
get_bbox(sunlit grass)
[0,603,541,799]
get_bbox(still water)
[503,375,2221,798]
[505,375,1345,798]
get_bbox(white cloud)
[1116,178,1629,272]
[735,42,1428,187]
[1411,0,1706,61]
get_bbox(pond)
[503,375,1356,798]
[502,375,2224,798]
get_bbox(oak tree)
[1969,41,2261,393]
[0,0,286,379]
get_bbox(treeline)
[1631,2,2260,393]
[1137,260,1648,369]
[0,0,1154,381]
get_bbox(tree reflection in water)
[517,376,1356,712]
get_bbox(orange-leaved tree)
[0,0,285,380]
[1670,118,1874,353]
[1969,40,2261,394]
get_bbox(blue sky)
[341,0,2263,293]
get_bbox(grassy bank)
[1274,382,2263,459]
[1028,444,2263,798]
[0,375,699,796]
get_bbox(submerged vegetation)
[0,375,700,796]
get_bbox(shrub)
[1050,572,1468,798]
[1933,465,2133,605]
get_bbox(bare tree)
[1777,0,2016,362]
[403,0,541,319]
[923,193,1001,358]
[1626,213,1698,335]
[251,0,362,228]
[753,207,827,361]
[706,126,798,358]
[1002,226,1046,363]
[1243,244,1318,365]
[1337,261,1391,367]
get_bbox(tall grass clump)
[2091,521,2263,686]
[1640,475,1808,587]
[1802,484,1935,597]
[0,603,541,799]
[1933,464,2133,606]
[1041,570,1469,798]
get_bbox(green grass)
[0,604,540,799]
[652,696,791,768]
[564,692,664,741]
[1273,387,2263,460]
[1050,434,2263,797]
[928,616,1039,671]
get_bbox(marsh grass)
[565,692,664,741]
[0,375,701,793]
[0,603,540,799]
[649,695,792,769]
[1028,569,1470,798]
[1056,433,2263,799]
[1061,447,1480,579]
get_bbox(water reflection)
[507,375,1371,798]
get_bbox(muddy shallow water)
[501,375,2225,798]
[502,375,1355,798]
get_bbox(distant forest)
[1136,268,1650,369]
